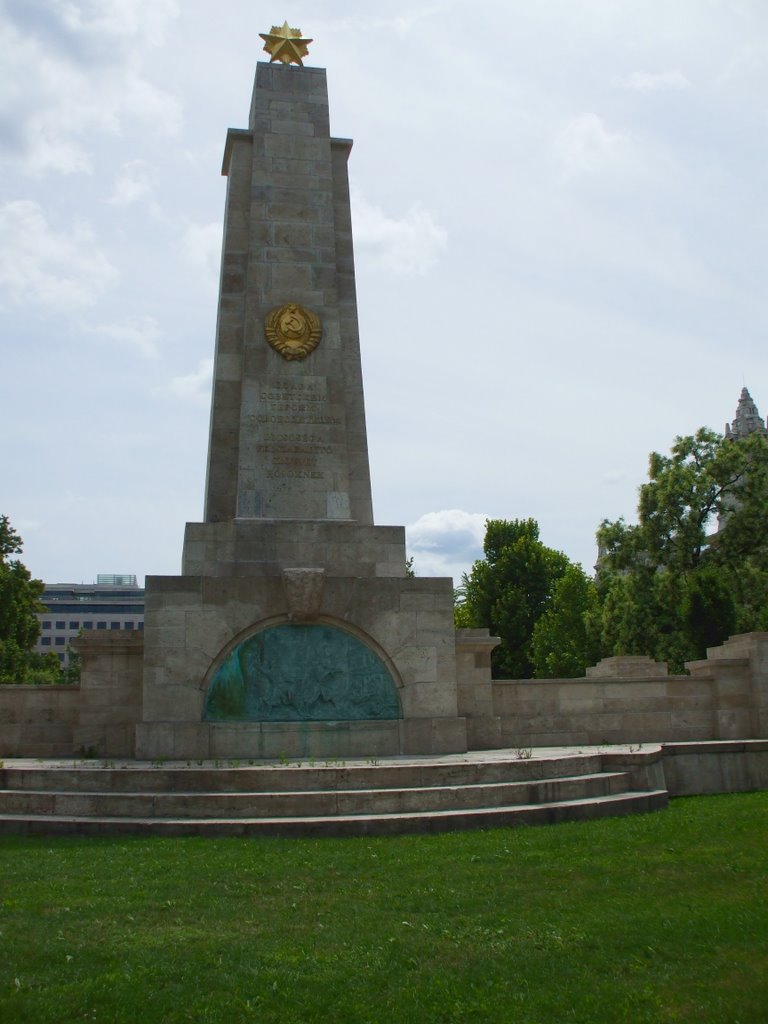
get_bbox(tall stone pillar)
[136,60,466,761]
[205,63,373,525]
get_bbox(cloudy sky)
[2,0,767,586]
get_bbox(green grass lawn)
[1,793,767,1023]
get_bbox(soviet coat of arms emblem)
[264,302,322,361]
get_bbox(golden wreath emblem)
[264,302,322,361]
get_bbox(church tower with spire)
[716,386,767,533]
[724,387,768,440]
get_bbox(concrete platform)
[0,741,763,838]
[0,744,668,837]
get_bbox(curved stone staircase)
[0,747,669,837]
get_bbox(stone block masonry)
[0,632,143,758]
[130,61,469,759]
[456,631,768,751]
[205,64,373,527]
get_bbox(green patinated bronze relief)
[203,623,401,722]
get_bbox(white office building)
[35,574,145,667]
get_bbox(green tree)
[0,515,47,683]
[23,650,65,685]
[455,519,570,678]
[62,644,82,684]
[596,429,768,669]
[681,566,737,656]
[728,561,768,633]
[598,567,693,670]
[599,429,768,574]
[709,432,768,571]
[530,563,601,678]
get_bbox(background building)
[724,387,768,440]
[35,574,144,667]
[717,386,767,533]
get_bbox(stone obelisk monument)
[136,26,466,759]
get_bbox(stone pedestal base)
[139,563,467,759]
[135,717,467,760]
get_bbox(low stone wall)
[491,671,716,747]
[72,631,144,757]
[456,632,768,749]
[135,717,467,760]
[1,630,766,761]
[454,629,499,749]
[0,685,80,757]
[661,740,768,795]
[0,631,144,759]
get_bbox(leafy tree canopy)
[0,515,23,559]
[455,519,576,678]
[0,515,49,683]
[597,429,768,575]
[530,563,601,678]
[456,429,768,680]
[596,429,768,670]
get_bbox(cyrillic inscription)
[251,377,342,480]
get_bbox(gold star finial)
[259,21,312,66]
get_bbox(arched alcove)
[203,621,401,722]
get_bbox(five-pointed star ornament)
[259,21,312,66]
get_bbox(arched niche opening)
[203,621,401,722]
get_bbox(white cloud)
[389,5,453,34]
[165,358,214,406]
[14,517,43,537]
[0,6,182,176]
[88,315,163,359]
[716,43,768,87]
[119,74,183,135]
[182,222,223,278]
[56,0,180,48]
[351,189,447,275]
[332,6,453,38]
[0,200,117,310]
[406,510,488,583]
[107,159,154,205]
[554,113,628,177]
[618,70,692,93]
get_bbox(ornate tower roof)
[724,387,768,440]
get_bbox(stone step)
[0,770,631,819]
[0,753,605,794]
[0,790,669,838]
[0,749,669,837]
